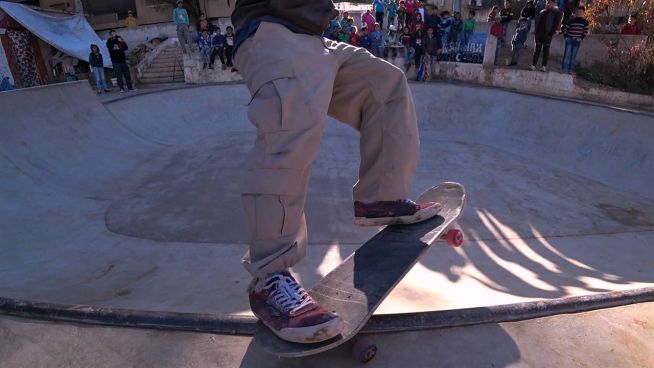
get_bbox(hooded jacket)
[232,0,339,36]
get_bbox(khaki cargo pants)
[235,22,419,278]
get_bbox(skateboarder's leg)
[235,22,343,343]
[235,22,339,279]
[325,41,440,226]
[326,41,419,202]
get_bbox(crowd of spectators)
[323,1,479,78]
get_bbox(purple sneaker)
[249,271,344,343]
[354,199,442,226]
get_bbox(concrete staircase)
[139,46,185,84]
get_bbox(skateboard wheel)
[351,336,377,363]
[446,229,464,247]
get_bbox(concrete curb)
[2,287,653,336]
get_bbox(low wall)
[97,18,234,48]
[476,21,647,66]
[182,49,243,84]
[430,62,654,110]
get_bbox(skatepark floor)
[2,302,652,367]
[1,80,653,365]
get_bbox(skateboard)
[254,182,466,363]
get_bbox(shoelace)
[263,274,315,316]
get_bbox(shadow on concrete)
[239,323,521,367]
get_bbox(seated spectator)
[490,16,504,65]
[488,6,499,23]
[509,18,529,66]
[196,13,209,33]
[561,6,589,74]
[384,25,400,59]
[620,13,641,35]
[370,23,385,57]
[417,27,441,81]
[350,26,361,46]
[360,27,373,51]
[125,10,138,28]
[210,27,226,70]
[399,26,415,70]
[197,29,213,69]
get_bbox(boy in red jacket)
[490,16,504,65]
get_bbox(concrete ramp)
[1,81,653,325]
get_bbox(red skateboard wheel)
[351,336,377,363]
[446,229,464,247]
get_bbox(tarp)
[0,2,112,67]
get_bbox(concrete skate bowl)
[1,81,654,334]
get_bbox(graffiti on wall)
[0,33,15,91]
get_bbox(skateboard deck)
[254,182,466,359]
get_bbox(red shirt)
[410,19,425,33]
[620,23,641,35]
[405,0,417,14]
[350,32,361,46]
[490,23,504,38]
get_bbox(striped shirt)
[562,17,589,39]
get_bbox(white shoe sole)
[355,203,442,227]
[265,316,345,344]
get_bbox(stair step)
[140,77,180,83]
[142,71,178,78]
[145,66,178,72]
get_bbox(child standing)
[399,26,415,71]
[210,27,226,70]
[370,23,385,57]
[397,1,407,29]
[440,11,452,48]
[387,0,399,29]
[509,18,529,66]
[224,26,235,71]
[461,11,476,47]
[561,6,588,74]
[413,29,425,71]
[531,0,561,72]
[88,44,110,93]
[490,16,504,65]
[520,1,536,33]
[449,12,463,48]
[499,1,514,46]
